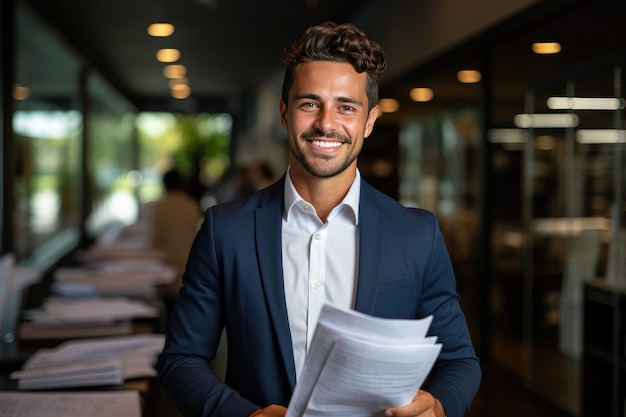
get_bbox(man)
[157,21,481,417]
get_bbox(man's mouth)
[310,140,343,148]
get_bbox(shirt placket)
[306,224,327,352]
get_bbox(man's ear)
[279,99,288,129]
[364,105,379,138]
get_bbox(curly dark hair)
[281,21,387,112]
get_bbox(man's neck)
[288,166,356,223]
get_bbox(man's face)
[280,61,378,179]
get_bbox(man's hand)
[249,404,288,417]
[385,390,446,417]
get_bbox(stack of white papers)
[286,303,442,417]
[19,297,158,340]
[10,357,124,390]
[81,242,164,263]
[10,334,165,390]
[51,259,176,298]
[0,390,141,417]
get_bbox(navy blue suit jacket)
[157,175,480,417]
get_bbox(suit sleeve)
[156,208,260,417]
[418,213,481,417]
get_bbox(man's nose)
[313,106,337,132]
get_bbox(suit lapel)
[354,182,384,315]
[254,177,297,389]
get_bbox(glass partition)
[517,62,623,417]
[84,73,137,238]
[13,1,82,266]
[135,112,233,211]
[398,106,481,338]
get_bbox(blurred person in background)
[150,168,204,301]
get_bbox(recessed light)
[532,42,561,54]
[148,23,175,37]
[410,88,433,102]
[378,98,399,113]
[156,48,181,63]
[163,64,187,78]
[12,83,30,100]
[457,70,481,83]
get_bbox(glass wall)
[11,1,140,263]
[134,112,233,211]
[84,72,137,237]
[12,1,82,266]
[519,63,624,417]
[397,106,482,337]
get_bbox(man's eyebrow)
[336,96,364,107]
[293,93,321,101]
[293,93,364,107]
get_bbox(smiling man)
[280,60,376,223]
[157,22,481,417]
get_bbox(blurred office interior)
[2,0,626,416]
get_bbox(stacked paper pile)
[80,240,164,263]
[51,258,176,298]
[10,334,165,390]
[19,296,159,340]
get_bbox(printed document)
[286,303,441,417]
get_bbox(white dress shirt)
[282,168,360,380]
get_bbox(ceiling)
[17,0,626,124]
[22,0,376,112]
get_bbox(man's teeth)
[311,140,342,148]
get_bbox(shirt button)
[314,233,321,240]
[303,204,311,211]
[312,282,321,289]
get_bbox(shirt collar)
[283,167,361,225]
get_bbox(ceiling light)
[410,88,433,102]
[147,23,175,37]
[378,98,399,113]
[547,96,625,110]
[156,48,181,63]
[532,42,561,54]
[576,129,625,144]
[513,113,579,128]
[171,85,191,99]
[170,83,189,92]
[12,83,30,100]
[163,64,187,78]
[457,70,481,83]
[488,128,529,144]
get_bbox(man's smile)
[309,140,343,148]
